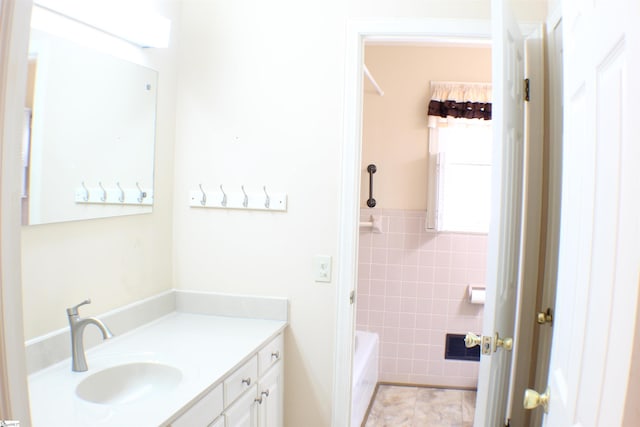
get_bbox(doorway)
[332,19,494,427]
[352,41,492,427]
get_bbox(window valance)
[427,82,492,124]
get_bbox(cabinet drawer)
[171,383,223,427]
[258,334,283,376]
[224,355,258,406]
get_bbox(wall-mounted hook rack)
[219,185,227,207]
[263,186,270,209]
[80,181,90,202]
[241,185,249,208]
[75,182,154,206]
[189,185,287,212]
[198,184,207,206]
[98,182,107,202]
[136,182,147,203]
[116,182,125,203]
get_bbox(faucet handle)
[66,299,91,316]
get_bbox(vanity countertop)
[28,312,286,427]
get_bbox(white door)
[542,0,640,425]
[474,0,526,425]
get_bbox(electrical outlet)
[313,255,332,283]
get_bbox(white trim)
[507,26,546,426]
[333,18,491,427]
[0,0,33,423]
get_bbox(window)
[427,119,492,233]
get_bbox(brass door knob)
[494,332,513,352]
[523,387,550,412]
[464,332,482,348]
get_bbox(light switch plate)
[313,255,332,283]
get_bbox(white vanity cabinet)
[28,293,289,427]
[169,333,284,427]
[226,333,284,427]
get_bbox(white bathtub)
[351,330,379,427]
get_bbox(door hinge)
[349,290,355,305]
[524,78,530,102]
[537,307,553,325]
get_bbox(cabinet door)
[257,362,283,427]
[225,384,258,427]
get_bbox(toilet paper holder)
[467,285,486,305]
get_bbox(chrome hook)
[81,181,89,202]
[98,182,106,202]
[116,182,125,203]
[136,182,147,203]
[198,184,207,206]
[241,185,248,208]
[219,184,227,207]
[263,186,270,209]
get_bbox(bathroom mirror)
[23,29,157,225]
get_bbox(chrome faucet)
[66,299,113,372]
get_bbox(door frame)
[332,18,493,427]
[528,6,562,427]
[0,0,33,424]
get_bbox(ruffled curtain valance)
[427,82,492,124]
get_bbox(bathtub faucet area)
[66,299,113,372]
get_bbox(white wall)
[20,1,180,340]
[361,45,492,210]
[172,1,546,426]
[173,2,345,424]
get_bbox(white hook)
[219,184,227,207]
[98,182,106,202]
[241,185,248,208]
[81,181,89,201]
[136,182,147,203]
[263,186,270,209]
[198,184,207,206]
[116,182,125,203]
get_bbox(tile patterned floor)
[364,385,477,427]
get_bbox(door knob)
[523,387,550,413]
[493,332,513,352]
[464,332,482,348]
[537,308,553,325]
[464,332,492,355]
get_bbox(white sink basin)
[76,362,182,405]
